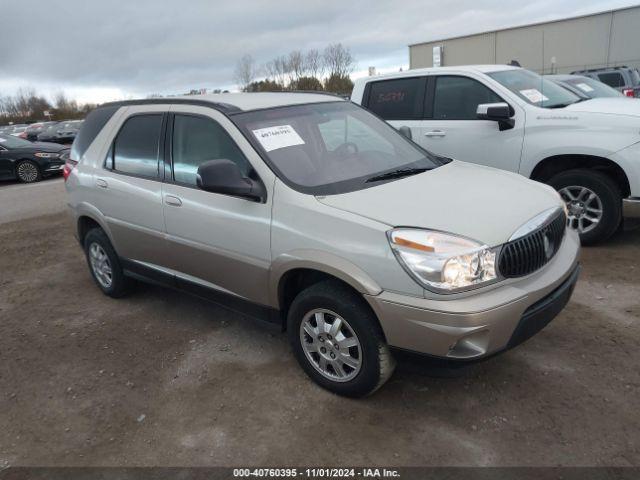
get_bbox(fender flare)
[269,249,382,309]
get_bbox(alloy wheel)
[558,185,603,234]
[17,162,39,182]
[89,242,113,288]
[299,308,362,382]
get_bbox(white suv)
[352,65,640,244]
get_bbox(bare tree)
[234,54,258,90]
[288,50,304,82]
[265,55,289,88]
[323,43,355,77]
[304,48,324,79]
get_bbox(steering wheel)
[334,142,359,157]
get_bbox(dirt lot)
[0,179,639,467]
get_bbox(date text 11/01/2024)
[232,468,400,478]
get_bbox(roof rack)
[571,65,630,74]
[99,98,243,113]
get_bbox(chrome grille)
[499,210,566,278]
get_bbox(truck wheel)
[549,169,621,245]
[84,228,131,298]
[287,281,395,397]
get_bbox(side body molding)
[268,249,383,309]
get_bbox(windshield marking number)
[252,124,305,152]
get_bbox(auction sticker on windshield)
[252,125,305,152]
[576,83,595,92]
[519,89,549,103]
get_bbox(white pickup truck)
[351,65,640,244]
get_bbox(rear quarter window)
[365,77,426,120]
[598,72,625,88]
[70,105,119,161]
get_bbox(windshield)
[489,69,581,108]
[563,77,622,98]
[232,101,441,195]
[0,134,33,148]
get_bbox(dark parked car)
[37,120,84,144]
[546,74,624,99]
[571,66,640,97]
[0,134,69,182]
[25,121,59,141]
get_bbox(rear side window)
[111,114,163,179]
[433,76,502,120]
[70,105,119,161]
[598,72,625,88]
[365,78,425,120]
[171,114,249,186]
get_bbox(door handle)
[96,178,108,188]
[165,195,182,207]
[424,130,446,137]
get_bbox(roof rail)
[571,65,630,74]
[99,98,243,113]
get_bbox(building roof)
[103,92,344,113]
[408,4,640,47]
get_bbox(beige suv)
[65,93,580,396]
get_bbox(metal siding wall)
[409,6,640,73]
[495,26,545,72]
[609,7,640,69]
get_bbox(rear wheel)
[16,160,41,183]
[84,228,131,298]
[548,169,621,245]
[287,281,395,397]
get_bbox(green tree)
[245,79,283,92]
[323,74,354,96]
[291,76,323,91]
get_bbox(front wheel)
[548,169,622,245]
[16,160,42,183]
[287,281,395,397]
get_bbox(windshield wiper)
[365,167,429,183]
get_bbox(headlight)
[34,152,59,158]
[388,229,498,293]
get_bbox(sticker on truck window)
[519,89,549,103]
[575,83,595,92]
[252,125,305,152]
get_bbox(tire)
[287,280,395,397]
[16,160,42,183]
[84,228,131,298]
[548,169,622,245]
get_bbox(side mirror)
[398,125,413,140]
[476,102,515,130]
[196,159,266,202]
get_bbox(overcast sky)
[0,0,637,103]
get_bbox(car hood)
[564,98,640,117]
[316,161,563,247]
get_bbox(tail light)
[623,88,635,97]
[63,158,78,181]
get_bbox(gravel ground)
[0,179,638,467]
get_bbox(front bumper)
[44,163,64,173]
[623,197,640,219]
[365,228,580,360]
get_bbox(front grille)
[499,210,566,278]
